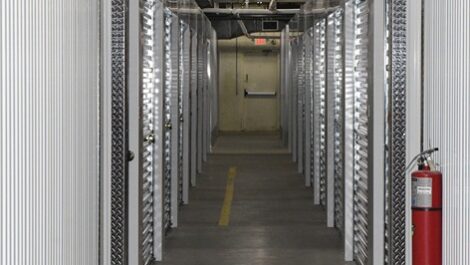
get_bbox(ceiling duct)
[212,20,288,39]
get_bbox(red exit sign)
[254,38,267,45]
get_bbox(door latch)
[144,132,155,144]
[165,121,172,130]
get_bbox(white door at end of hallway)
[241,51,280,131]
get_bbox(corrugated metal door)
[169,12,180,228]
[291,40,298,163]
[352,0,370,264]
[313,19,326,205]
[313,19,327,206]
[297,40,306,174]
[327,10,345,231]
[343,0,355,260]
[190,29,198,186]
[181,24,191,204]
[196,23,204,173]
[304,29,314,188]
[141,0,157,263]
[162,8,175,232]
[177,23,185,205]
[0,1,100,264]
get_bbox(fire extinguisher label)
[412,177,433,208]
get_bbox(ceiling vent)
[262,20,278,31]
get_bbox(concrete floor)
[159,133,352,265]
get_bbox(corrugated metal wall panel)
[423,1,470,264]
[0,0,100,264]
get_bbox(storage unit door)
[352,0,370,264]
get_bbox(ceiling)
[196,0,341,39]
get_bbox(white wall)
[423,1,470,264]
[218,36,280,132]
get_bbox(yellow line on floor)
[218,166,237,226]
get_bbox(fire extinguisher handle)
[405,147,439,172]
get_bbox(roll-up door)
[190,30,198,186]
[297,39,306,174]
[177,23,189,206]
[162,8,177,232]
[343,0,356,260]
[180,24,191,204]
[141,0,161,262]
[169,12,181,228]
[313,19,327,206]
[196,23,204,173]
[292,40,298,163]
[304,28,314,188]
[326,10,345,232]
[352,0,370,264]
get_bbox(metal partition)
[1,1,101,265]
[423,1,470,264]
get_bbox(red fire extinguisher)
[412,154,442,265]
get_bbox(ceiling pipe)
[237,20,254,40]
[268,0,277,11]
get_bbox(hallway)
[160,134,351,265]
